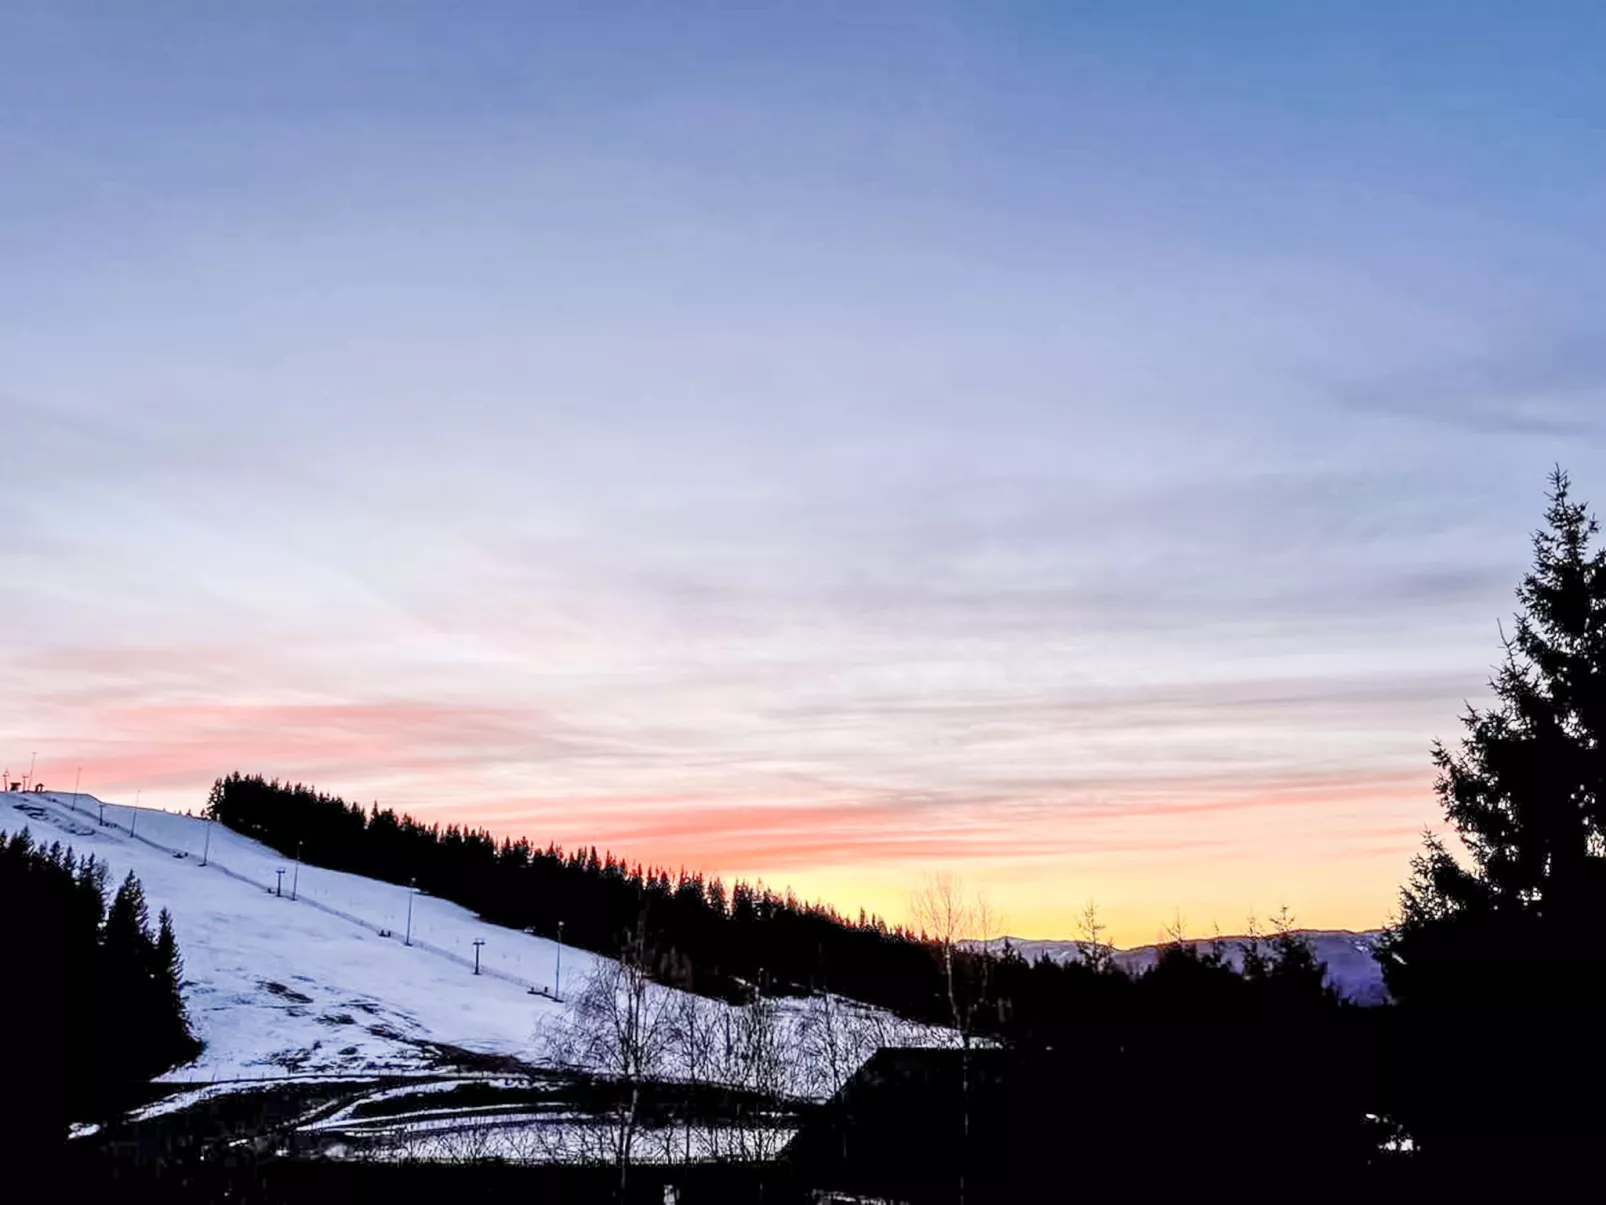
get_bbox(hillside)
[3,790,594,1081]
[3,789,939,1105]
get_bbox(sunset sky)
[3,3,1605,945]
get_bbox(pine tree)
[75,854,108,928]
[1265,906,1331,1001]
[1238,914,1268,980]
[205,776,226,819]
[100,872,156,1087]
[1377,469,1606,1166]
[154,907,200,1066]
[1381,470,1606,976]
[105,871,153,962]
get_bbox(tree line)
[205,770,963,1021]
[0,831,199,1157]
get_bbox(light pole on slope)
[292,841,302,901]
[554,919,564,1002]
[201,814,213,867]
[404,878,417,946]
[71,766,80,813]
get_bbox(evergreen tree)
[1378,469,1606,1166]
[1381,470,1606,965]
[96,871,200,1093]
[153,907,199,1063]
[0,833,199,1150]
[205,776,225,819]
[1238,915,1268,981]
[1386,471,1606,947]
[1264,907,1333,1002]
[105,870,152,959]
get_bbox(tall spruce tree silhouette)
[99,871,200,1096]
[0,834,198,1158]
[1379,469,1606,1170]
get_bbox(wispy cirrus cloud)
[1325,334,1606,442]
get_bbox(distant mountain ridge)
[969,930,1388,1004]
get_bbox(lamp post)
[26,752,35,792]
[292,841,302,901]
[130,790,139,837]
[404,878,417,946]
[554,920,564,1001]
[473,939,485,975]
[201,814,213,867]
[71,766,80,813]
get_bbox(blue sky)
[2,2,1603,941]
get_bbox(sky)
[3,2,1605,946]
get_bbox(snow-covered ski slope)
[2,791,614,1082]
[4,791,947,1093]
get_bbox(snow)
[339,1120,800,1165]
[288,1074,798,1165]
[2,791,619,1081]
[3,790,946,1094]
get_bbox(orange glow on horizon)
[24,720,1439,949]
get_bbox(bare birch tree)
[734,986,791,1161]
[798,989,861,1100]
[910,873,1003,1205]
[544,919,671,1196]
[1077,899,1115,974]
[666,991,719,1163]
